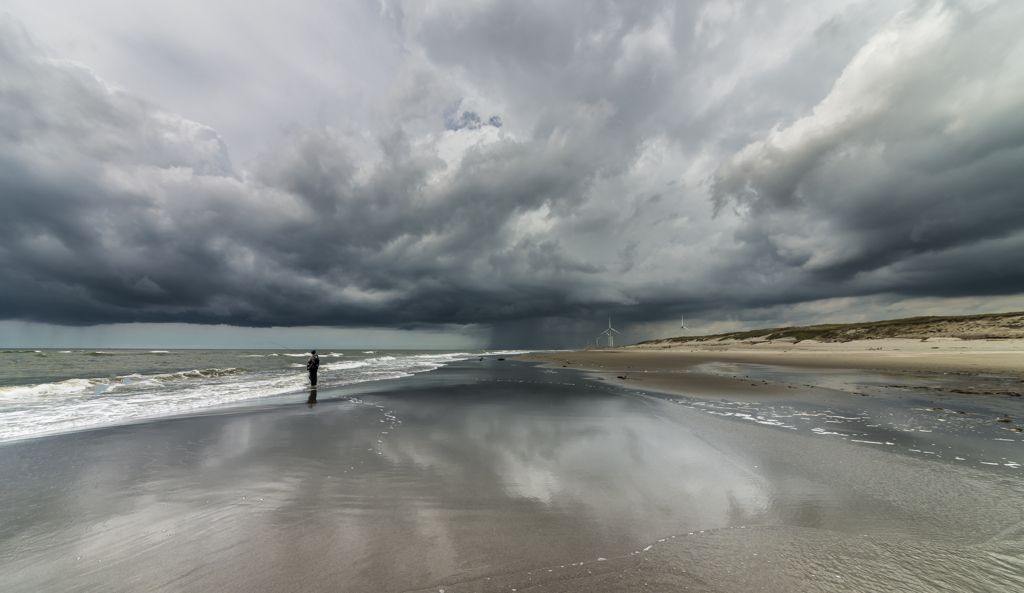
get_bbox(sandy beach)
[519,338,1024,400]
[3,351,1024,592]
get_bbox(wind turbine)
[600,318,621,347]
[680,314,691,333]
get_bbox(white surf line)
[372,403,400,456]
[343,398,399,458]
[595,370,1006,464]
[462,523,761,592]
[622,525,752,558]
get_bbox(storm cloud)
[1,0,1022,347]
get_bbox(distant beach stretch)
[3,334,1024,592]
[522,335,1024,396]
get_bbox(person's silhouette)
[306,390,317,407]
[306,349,320,386]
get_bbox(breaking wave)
[0,350,525,442]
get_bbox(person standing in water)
[307,349,320,387]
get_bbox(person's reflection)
[306,388,317,408]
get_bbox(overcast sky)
[1,0,1023,349]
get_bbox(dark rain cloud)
[1,1,1023,346]
[711,2,1024,298]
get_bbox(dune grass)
[637,311,1024,345]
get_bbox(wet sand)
[524,336,1024,372]
[519,338,1024,399]
[2,356,1024,592]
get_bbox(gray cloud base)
[1,1,1023,347]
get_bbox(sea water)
[0,349,525,442]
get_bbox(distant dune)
[637,311,1024,345]
[522,310,1024,383]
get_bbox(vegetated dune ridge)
[640,310,1024,344]
[519,311,1024,384]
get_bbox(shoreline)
[517,337,1024,400]
[0,349,513,446]
[3,357,1024,592]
